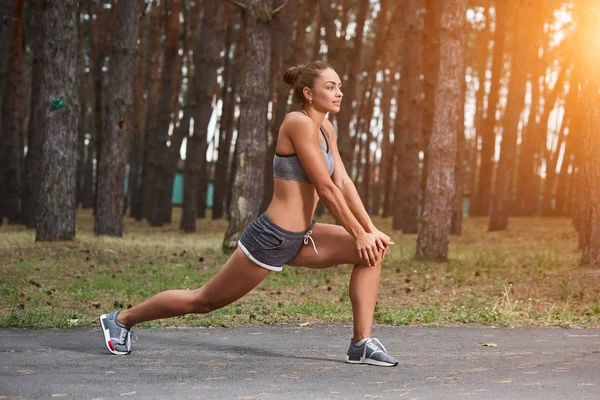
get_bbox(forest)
[1,0,599,266]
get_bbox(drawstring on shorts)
[303,229,318,254]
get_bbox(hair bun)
[283,65,304,85]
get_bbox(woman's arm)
[286,115,381,265]
[325,120,391,249]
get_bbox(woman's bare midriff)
[265,177,319,232]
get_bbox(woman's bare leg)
[287,223,388,343]
[118,248,270,327]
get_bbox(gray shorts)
[238,213,317,271]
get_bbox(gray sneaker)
[345,338,398,367]
[100,310,131,355]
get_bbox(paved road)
[1,325,599,399]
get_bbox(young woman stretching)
[100,61,398,367]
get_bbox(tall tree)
[394,0,423,233]
[0,0,24,224]
[36,0,79,241]
[335,0,369,174]
[473,1,507,216]
[180,1,223,232]
[222,0,273,251]
[147,0,181,226]
[0,1,15,195]
[94,0,140,236]
[468,8,491,213]
[22,0,45,228]
[578,0,600,265]
[417,0,466,260]
[260,0,296,214]
[420,0,442,207]
[127,0,149,219]
[212,7,241,220]
[488,3,531,231]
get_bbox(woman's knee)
[188,290,220,314]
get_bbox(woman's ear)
[302,87,313,103]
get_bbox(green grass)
[1,209,599,329]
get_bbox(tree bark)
[578,0,600,265]
[473,1,507,216]
[420,0,442,210]
[260,0,296,214]
[541,72,577,216]
[334,0,369,174]
[139,0,163,220]
[35,0,79,241]
[22,0,46,228]
[94,0,140,236]
[212,8,240,220]
[0,0,24,224]
[0,0,14,109]
[488,4,530,231]
[468,12,491,213]
[417,0,466,261]
[0,0,14,223]
[147,0,181,226]
[127,0,148,220]
[394,0,423,234]
[222,0,272,251]
[180,1,222,232]
[451,73,466,235]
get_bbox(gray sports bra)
[273,126,335,183]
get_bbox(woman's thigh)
[287,223,365,269]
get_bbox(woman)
[100,61,398,367]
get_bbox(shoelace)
[303,229,318,254]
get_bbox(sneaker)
[345,337,398,367]
[99,310,132,355]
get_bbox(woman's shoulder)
[281,112,318,137]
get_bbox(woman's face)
[306,68,343,113]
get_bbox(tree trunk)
[451,73,466,235]
[127,0,148,220]
[513,26,545,216]
[468,12,491,213]
[473,1,507,216]
[0,0,14,106]
[222,0,272,251]
[517,63,567,216]
[420,0,442,210]
[22,0,45,228]
[578,0,600,264]
[417,0,466,261]
[139,0,163,220]
[488,5,530,231]
[334,0,369,174]
[94,0,140,236]
[396,0,423,234]
[260,0,296,214]
[147,0,181,227]
[379,72,394,217]
[180,1,222,232]
[541,72,577,216]
[212,9,240,220]
[35,0,79,241]
[0,0,24,224]
[0,0,14,225]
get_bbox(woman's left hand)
[371,227,393,252]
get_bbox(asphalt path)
[1,325,599,399]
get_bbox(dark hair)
[283,61,333,105]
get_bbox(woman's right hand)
[355,232,380,266]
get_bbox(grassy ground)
[1,208,599,329]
